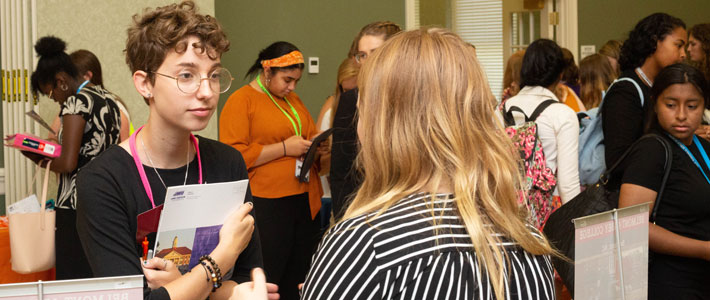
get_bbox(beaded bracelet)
[199,255,222,292]
[198,261,211,283]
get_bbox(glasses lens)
[213,68,233,93]
[177,71,200,94]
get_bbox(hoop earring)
[60,84,68,91]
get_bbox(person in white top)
[504,38,581,203]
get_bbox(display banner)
[574,203,649,300]
[0,275,143,299]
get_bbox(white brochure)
[153,179,249,274]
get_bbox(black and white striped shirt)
[301,193,555,300]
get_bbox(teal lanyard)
[667,134,710,185]
[76,80,90,93]
[256,74,302,137]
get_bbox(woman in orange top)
[219,41,323,300]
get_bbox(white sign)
[580,45,596,60]
[574,203,649,300]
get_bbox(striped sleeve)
[301,216,382,300]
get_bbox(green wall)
[215,0,406,121]
[420,0,450,28]
[579,0,710,52]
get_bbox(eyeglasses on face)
[152,68,234,94]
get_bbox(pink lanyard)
[129,126,203,208]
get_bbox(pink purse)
[8,160,56,274]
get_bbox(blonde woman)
[579,53,616,109]
[599,39,622,76]
[301,28,555,300]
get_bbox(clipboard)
[298,128,334,182]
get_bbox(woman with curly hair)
[76,2,274,299]
[602,13,686,179]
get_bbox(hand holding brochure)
[153,179,249,274]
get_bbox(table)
[0,227,55,283]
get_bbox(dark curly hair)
[619,13,685,72]
[689,23,710,82]
[30,36,78,95]
[125,1,229,103]
[520,39,565,89]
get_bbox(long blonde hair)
[329,58,359,127]
[579,53,616,109]
[344,28,554,299]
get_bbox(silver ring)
[163,259,168,269]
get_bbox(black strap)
[651,136,672,223]
[503,99,558,126]
[600,133,672,221]
[529,99,559,121]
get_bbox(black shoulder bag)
[542,133,673,296]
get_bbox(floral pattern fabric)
[500,101,560,230]
[57,85,121,209]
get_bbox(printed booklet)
[154,179,249,274]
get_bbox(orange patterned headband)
[261,50,305,68]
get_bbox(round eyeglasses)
[152,68,234,94]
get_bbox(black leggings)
[252,193,320,300]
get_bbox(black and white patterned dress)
[57,85,121,209]
[301,193,555,300]
[55,84,120,279]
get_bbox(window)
[452,0,504,100]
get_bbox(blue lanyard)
[667,134,710,185]
[76,80,90,93]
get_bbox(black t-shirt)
[76,137,263,300]
[622,133,710,289]
[329,88,361,220]
[602,69,651,169]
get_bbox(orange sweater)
[219,85,322,219]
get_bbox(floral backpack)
[500,99,561,229]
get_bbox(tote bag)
[8,160,56,274]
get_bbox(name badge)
[295,160,309,182]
